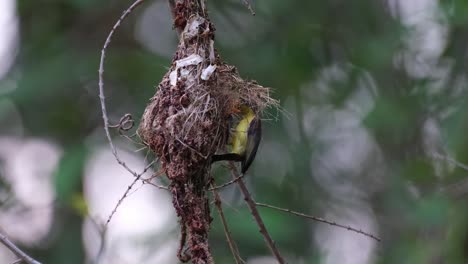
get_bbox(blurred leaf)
[70,192,89,217]
[54,145,88,202]
[412,196,450,228]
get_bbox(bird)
[212,105,262,174]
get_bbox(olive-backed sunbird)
[212,105,262,174]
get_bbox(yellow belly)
[231,118,249,155]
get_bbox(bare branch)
[429,153,468,197]
[431,152,468,171]
[97,1,174,261]
[98,0,169,193]
[209,171,246,190]
[98,0,149,184]
[94,160,161,264]
[212,186,244,264]
[144,181,170,190]
[108,113,135,132]
[0,232,42,264]
[240,0,255,15]
[255,202,381,242]
[228,162,285,264]
[104,161,153,227]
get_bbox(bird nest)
[137,14,277,181]
[136,7,277,263]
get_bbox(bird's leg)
[211,153,244,163]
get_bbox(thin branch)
[240,0,255,15]
[94,177,142,264]
[255,202,381,242]
[97,2,168,261]
[430,153,468,197]
[98,0,149,184]
[90,217,106,264]
[145,181,170,190]
[98,0,170,193]
[97,0,173,255]
[431,152,468,171]
[108,113,135,133]
[228,162,285,264]
[209,171,246,190]
[0,232,42,264]
[94,160,159,264]
[105,161,153,227]
[211,186,244,264]
[108,160,156,225]
[141,168,170,190]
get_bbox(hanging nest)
[137,1,277,263]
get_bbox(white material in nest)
[180,68,190,78]
[201,64,217,81]
[169,71,178,86]
[175,54,203,68]
[185,16,206,39]
[170,54,204,86]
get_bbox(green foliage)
[54,145,88,203]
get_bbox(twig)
[94,160,159,264]
[240,0,255,15]
[105,161,154,227]
[97,0,174,258]
[0,232,42,264]
[94,171,141,264]
[98,0,148,184]
[144,181,169,190]
[108,113,135,133]
[430,153,468,197]
[141,167,170,190]
[228,162,285,264]
[211,185,244,264]
[95,162,159,264]
[90,217,106,264]
[209,172,246,190]
[255,202,381,242]
[431,152,468,171]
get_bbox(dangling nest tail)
[137,3,278,263]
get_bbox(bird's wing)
[241,117,262,173]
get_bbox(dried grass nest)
[137,15,278,179]
[135,12,279,263]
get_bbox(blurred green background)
[1,0,468,263]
